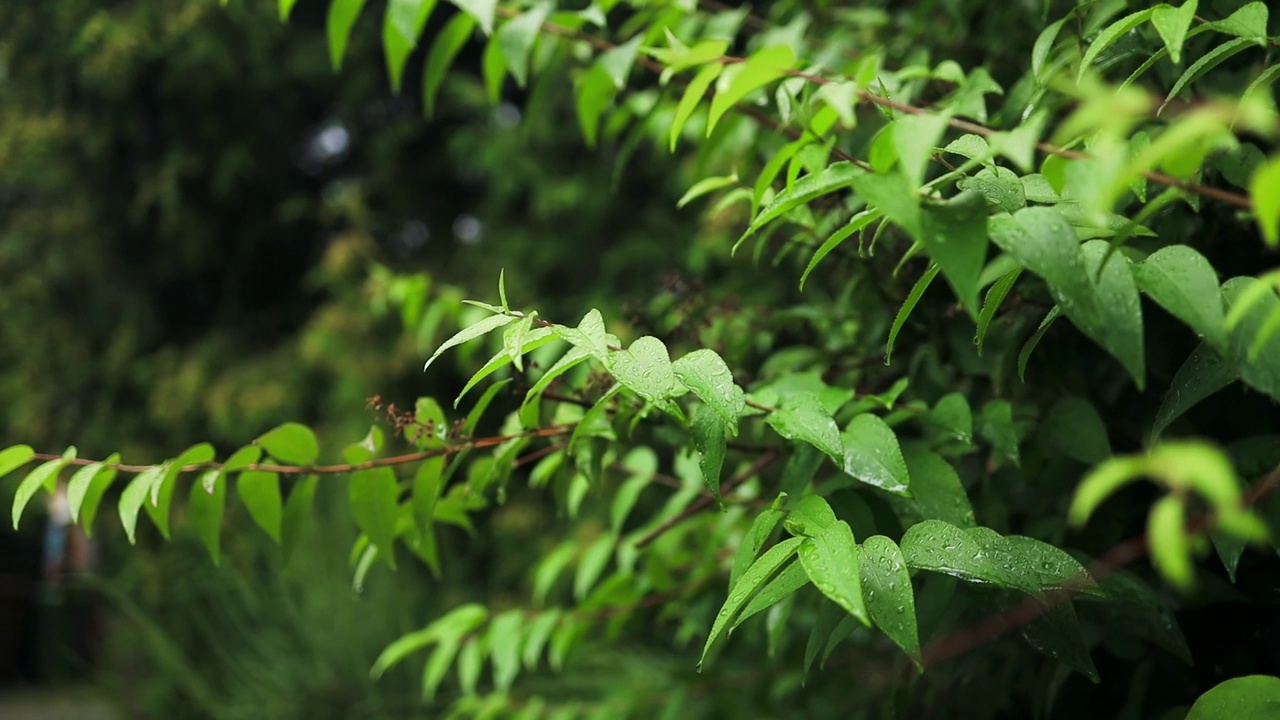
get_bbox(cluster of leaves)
[9,0,1280,717]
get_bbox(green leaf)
[1078,8,1158,80]
[13,450,74,530]
[731,506,785,587]
[1150,343,1237,441]
[448,0,495,34]
[1018,305,1061,381]
[279,0,302,21]
[1069,456,1147,525]
[282,475,319,565]
[706,45,795,137]
[673,348,745,433]
[147,443,215,539]
[699,537,803,669]
[766,392,844,465]
[1151,0,1197,64]
[598,34,643,90]
[670,63,722,151]
[799,521,869,625]
[1207,2,1269,44]
[677,174,739,209]
[607,336,679,405]
[783,494,838,537]
[736,161,864,248]
[1162,38,1255,110]
[0,445,33,483]
[458,326,555,406]
[924,393,973,445]
[573,534,613,600]
[840,413,911,495]
[979,399,1021,467]
[691,407,728,508]
[481,32,508,105]
[976,268,1020,355]
[858,535,921,666]
[257,422,319,465]
[384,0,438,92]
[523,344,591,406]
[351,468,401,569]
[610,448,655,534]
[801,210,882,291]
[488,610,524,691]
[960,167,1026,213]
[852,169,920,238]
[903,520,1098,595]
[731,561,809,631]
[1076,241,1144,389]
[1041,396,1111,465]
[917,190,990,316]
[533,542,576,606]
[521,610,560,669]
[190,468,227,565]
[1186,675,1280,719]
[898,444,975,527]
[1148,494,1193,590]
[1133,245,1226,349]
[1251,156,1280,247]
[1032,16,1069,80]
[237,471,283,544]
[119,465,165,544]
[1223,278,1280,399]
[67,455,115,527]
[576,64,616,148]
[327,0,369,71]
[423,14,476,119]
[1018,595,1099,682]
[653,38,729,81]
[892,113,949,187]
[424,312,518,371]
[886,264,940,365]
[496,3,549,88]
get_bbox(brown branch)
[636,449,782,548]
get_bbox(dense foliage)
[5,0,1280,717]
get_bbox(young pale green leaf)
[488,610,524,691]
[279,474,318,565]
[0,445,33,483]
[610,471,652,536]
[1041,396,1111,465]
[190,469,226,565]
[422,637,462,702]
[766,392,844,466]
[886,264,940,365]
[1223,278,1280,399]
[801,210,882,291]
[327,0,369,71]
[598,34,643,90]
[977,268,1021,354]
[1018,305,1061,381]
[892,113,949,187]
[370,627,437,680]
[458,326,555,406]
[384,0,438,92]
[706,45,795,137]
[523,345,591,407]
[1069,456,1148,525]
[257,422,319,465]
[351,468,400,569]
[858,535,921,666]
[653,39,729,82]
[119,465,165,544]
[1150,343,1237,441]
[736,161,864,249]
[1148,494,1193,590]
[237,470,283,544]
[1207,2,1269,44]
[279,0,301,20]
[1078,8,1158,80]
[533,542,576,606]
[840,414,911,495]
[147,443,215,539]
[496,3,549,88]
[898,444,974,528]
[852,168,920,237]
[1251,156,1280,247]
[1151,0,1197,64]
[521,610,560,669]
[691,407,728,507]
[448,0,495,34]
[576,64,616,148]
[672,348,744,433]
[67,455,115,526]
[731,506,785,587]
[481,33,507,105]
[424,312,518,371]
[699,536,803,669]
[1186,675,1280,720]
[573,534,613,600]
[1032,16,1069,80]
[13,450,74,531]
[1133,245,1226,349]
[670,63,722,151]
[918,190,990,316]
[677,175,738,209]
[423,14,476,118]
[1162,38,1254,111]
[800,521,869,626]
[607,336,678,404]
[783,494,838,537]
[731,561,809,631]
